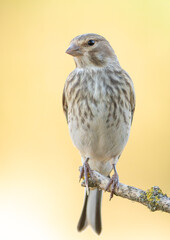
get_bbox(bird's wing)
[62,70,77,124]
[62,85,68,123]
[123,70,136,124]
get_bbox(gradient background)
[0,0,170,239]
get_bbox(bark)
[80,168,170,213]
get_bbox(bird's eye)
[88,40,95,46]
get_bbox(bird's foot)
[105,164,119,200]
[79,158,93,194]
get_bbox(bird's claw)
[79,158,93,195]
[105,172,119,200]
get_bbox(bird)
[62,33,135,235]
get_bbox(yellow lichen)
[145,187,162,205]
[140,186,165,211]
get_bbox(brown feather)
[62,87,68,123]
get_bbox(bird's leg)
[105,164,119,200]
[79,157,93,195]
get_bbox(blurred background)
[0,0,170,239]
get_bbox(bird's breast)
[66,68,132,162]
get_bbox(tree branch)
[79,168,170,213]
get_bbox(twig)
[79,167,170,213]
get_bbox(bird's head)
[66,33,118,68]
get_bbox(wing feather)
[62,86,68,123]
[123,70,136,124]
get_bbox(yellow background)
[0,0,170,239]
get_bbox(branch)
[79,168,170,213]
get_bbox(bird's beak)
[65,43,82,56]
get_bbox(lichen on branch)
[79,167,170,213]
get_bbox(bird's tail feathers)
[77,188,102,235]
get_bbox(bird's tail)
[77,188,102,235]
